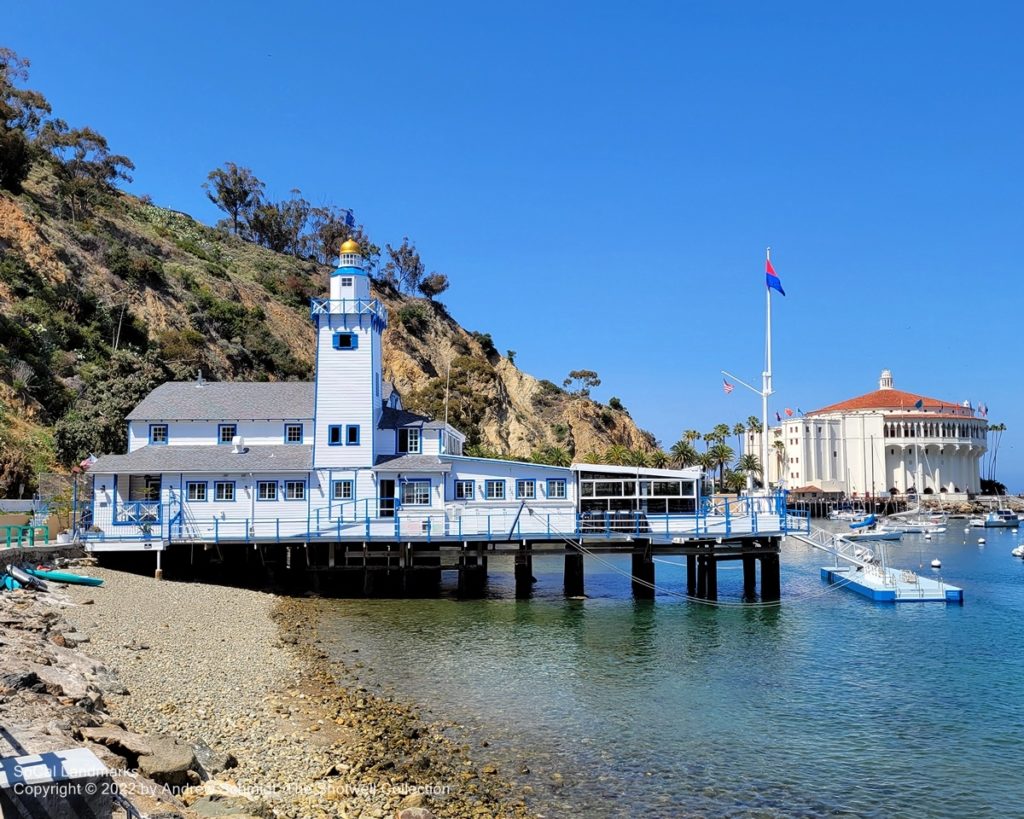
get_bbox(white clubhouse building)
[746,370,988,497]
[79,240,720,552]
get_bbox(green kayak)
[25,567,103,587]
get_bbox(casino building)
[745,370,988,497]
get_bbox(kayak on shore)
[26,566,104,587]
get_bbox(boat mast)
[762,247,773,488]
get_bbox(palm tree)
[723,469,747,494]
[669,439,698,468]
[986,422,1006,482]
[580,450,603,465]
[531,445,571,467]
[713,423,731,443]
[649,450,669,469]
[732,422,746,453]
[624,449,651,467]
[709,442,735,488]
[604,444,630,465]
[772,438,786,484]
[746,415,763,434]
[735,453,763,489]
[696,450,717,491]
[683,429,701,446]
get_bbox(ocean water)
[316,525,1024,817]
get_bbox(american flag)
[722,378,734,394]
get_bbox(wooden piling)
[514,547,533,599]
[564,551,585,597]
[686,554,696,597]
[631,550,655,599]
[742,554,757,600]
[760,551,781,602]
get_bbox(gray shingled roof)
[373,455,452,473]
[382,381,396,404]
[126,382,314,421]
[90,445,313,474]
[377,406,449,430]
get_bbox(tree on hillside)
[0,48,52,192]
[39,121,134,222]
[382,238,425,293]
[563,369,601,397]
[530,445,571,467]
[419,272,449,300]
[203,162,265,235]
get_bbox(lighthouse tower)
[311,239,387,469]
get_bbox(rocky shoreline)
[3,564,534,818]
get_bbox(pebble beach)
[57,567,533,819]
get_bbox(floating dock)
[821,564,963,604]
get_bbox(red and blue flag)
[766,257,785,295]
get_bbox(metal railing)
[309,297,388,324]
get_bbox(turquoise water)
[317,526,1024,817]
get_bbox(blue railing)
[309,297,388,325]
[115,500,161,526]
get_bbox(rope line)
[523,506,858,608]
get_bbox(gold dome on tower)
[340,238,360,255]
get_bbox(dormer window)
[398,428,421,454]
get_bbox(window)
[485,480,505,500]
[149,424,168,445]
[516,479,536,499]
[257,481,277,501]
[285,480,306,501]
[284,424,303,444]
[217,424,237,445]
[328,425,343,446]
[401,480,430,506]
[455,480,475,500]
[332,480,354,501]
[186,481,207,502]
[547,479,567,499]
[214,481,235,502]
[398,428,421,454]
[340,276,353,287]
[346,424,360,446]
[332,332,358,350]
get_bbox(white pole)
[762,247,773,489]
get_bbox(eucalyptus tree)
[203,162,265,235]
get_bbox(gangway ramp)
[788,523,963,604]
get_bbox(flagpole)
[762,247,773,489]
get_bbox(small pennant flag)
[785,408,794,417]
[775,411,782,422]
[344,209,356,227]
[766,255,785,295]
[913,398,924,410]
[797,408,804,416]
[722,378,734,394]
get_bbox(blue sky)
[8,1,1023,487]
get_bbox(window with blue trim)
[149,424,168,445]
[516,479,536,499]
[401,480,430,506]
[257,481,277,501]
[284,423,303,444]
[217,424,237,445]
[332,332,358,350]
[547,479,567,499]
[332,480,354,501]
[346,424,360,445]
[186,481,207,502]
[485,480,505,500]
[284,480,306,501]
[455,480,474,500]
[328,425,343,446]
[214,481,235,502]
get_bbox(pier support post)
[686,554,696,597]
[514,547,534,599]
[631,550,655,599]
[564,551,585,597]
[742,554,757,600]
[705,555,718,601]
[457,555,486,598]
[760,551,781,602]
[154,549,163,581]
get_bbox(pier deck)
[821,564,963,604]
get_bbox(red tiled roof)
[808,388,967,416]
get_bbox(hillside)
[0,168,655,494]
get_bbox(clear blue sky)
[8,1,1023,487]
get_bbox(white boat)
[879,519,947,535]
[1010,545,1024,558]
[972,510,1020,528]
[828,508,866,522]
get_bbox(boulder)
[79,725,196,787]
[396,809,436,819]
[190,794,273,818]
[192,739,238,779]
